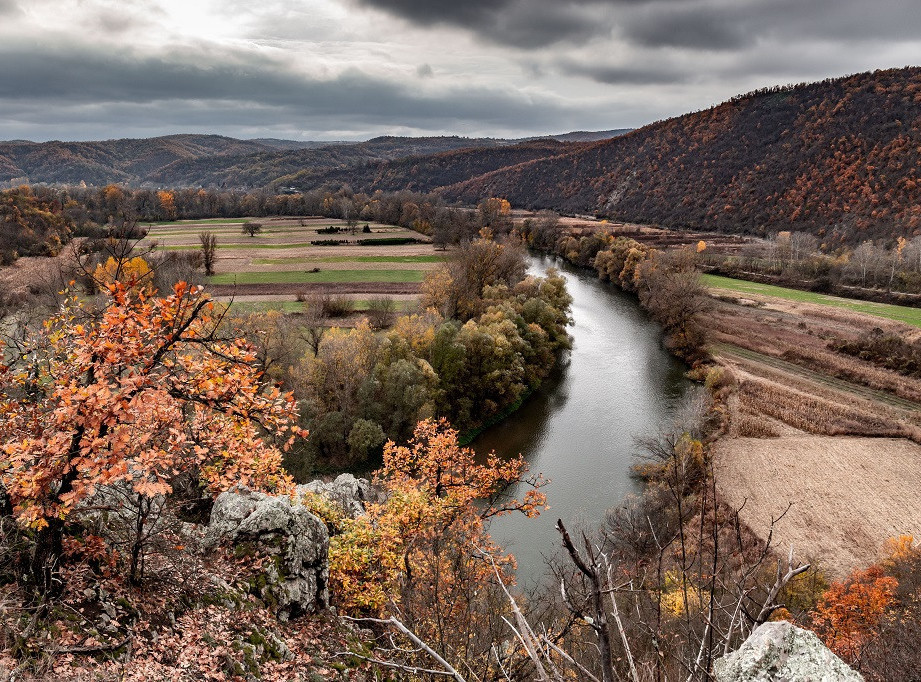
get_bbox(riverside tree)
[0,280,302,593]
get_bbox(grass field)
[208,269,426,285]
[145,216,435,311]
[225,299,417,314]
[702,273,921,327]
[144,218,250,226]
[252,255,444,265]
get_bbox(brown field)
[709,286,921,576]
[714,435,921,578]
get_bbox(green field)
[252,255,444,265]
[702,274,921,328]
[224,299,417,313]
[147,227,300,238]
[208,269,426,285]
[160,242,324,251]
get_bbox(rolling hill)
[441,67,921,243]
[0,135,268,187]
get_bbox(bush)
[365,297,396,329]
[320,293,353,318]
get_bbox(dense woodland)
[242,237,573,475]
[446,67,921,244]
[0,186,72,264]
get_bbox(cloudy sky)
[1,0,919,141]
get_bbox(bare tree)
[199,231,217,276]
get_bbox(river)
[472,254,693,586]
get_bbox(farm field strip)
[714,342,921,413]
[240,261,437,272]
[222,299,418,314]
[157,241,427,251]
[147,225,404,238]
[702,273,921,327]
[251,255,445,264]
[208,269,427,285]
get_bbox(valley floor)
[707,282,921,577]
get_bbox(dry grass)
[737,377,909,438]
[714,435,921,577]
[735,411,783,438]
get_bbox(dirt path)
[714,435,921,577]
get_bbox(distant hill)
[145,136,517,189]
[279,139,582,195]
[0,135,268,187]
[522,129,632,143]
[442,67,921,243]
[247,138,351,151]
[0,131,618,190]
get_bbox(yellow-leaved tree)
[317,419,547,678]
[92,255,155,295]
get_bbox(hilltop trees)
[0,186,73,264]
[0,280,302,592]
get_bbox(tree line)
[232,235,571,475]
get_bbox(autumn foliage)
[810,565,897,662]
[322,419,546,614]
[0,280,301,590]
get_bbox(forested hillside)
[443,67,921,244]
[0,135,268,187]
[282,139,580,194]
[144,136,512,189]
[0,186,73,263]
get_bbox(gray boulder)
[714,621,863,682]
[298,473,377,518]
[206,488,329,620]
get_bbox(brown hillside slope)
[443,67,921,245]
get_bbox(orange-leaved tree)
[322,419,546,677]
[0,281,301,593]
[810,564,898,665]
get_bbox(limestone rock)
[207,488,329,619]
[298,473,377,518]
[714,621,864,682]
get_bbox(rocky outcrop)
[299,473,377,518]
[206,488,329,620]
[714,621,863,682]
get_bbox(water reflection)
[472,254,692,586]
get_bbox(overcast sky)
[1,0,919,141]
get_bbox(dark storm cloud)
[557,59,690,85]
[355,0,921,52]
[620,7,748,50]
[351,0,622,47]
[0,43,599,138]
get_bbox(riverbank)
[519,216,921,579]
[471,254,692,583]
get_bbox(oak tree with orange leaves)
[810,565,898,665]
[0,281,301,593]
[321,419,547,678]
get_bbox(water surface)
[473,254,692,584]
